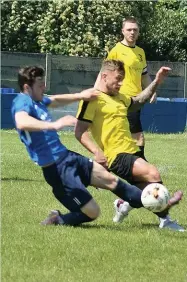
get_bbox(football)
[141,183,170,212]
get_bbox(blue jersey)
[11,93,68,166]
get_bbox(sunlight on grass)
[1,130,187,282]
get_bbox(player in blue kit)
[12,65,147,226]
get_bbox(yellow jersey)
[76,92,139,167]
[107,42,147,97]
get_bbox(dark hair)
[122,16,139,28]
[18,66,45,91]
[101,60,125,77]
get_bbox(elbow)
[16,121,26,131]
[75,128,82,141]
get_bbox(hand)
[54,115,77,130]
[149,92,157,104]
[80,88,100,101]
[94,150,108,169]
[155,67,171,84]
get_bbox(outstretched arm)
[129,67,171,112]
[141,73,157,104]
[15,111,76,132]
[48,88,99,108]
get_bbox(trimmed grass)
[1,130,187,282]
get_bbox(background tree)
[1,0,186,61]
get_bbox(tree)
[1,0,186,61]
[143,0,187,61]
[1,0,48,52]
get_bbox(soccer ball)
[141,183,170,212]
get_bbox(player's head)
[18,66,45,101]
[122,16,139,45]
[100,60,125,95]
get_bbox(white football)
[141,183,170,212]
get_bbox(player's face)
[31,77,46,101]
[105,70,124,95]
[122,22,139,44]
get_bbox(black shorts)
[42,151,93,212]
[109,151,146,185]
[127,109,143,134]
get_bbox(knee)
[148,166,161,182]
[89,205,101,219]
[81,200,101,219]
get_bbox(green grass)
[1,130,187,282]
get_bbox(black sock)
[112,179,143,208]
[139,146,144,154]
[154,209,169,219]
[139,146,146,160]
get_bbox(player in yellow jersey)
[75,60,184,232]
[106,16,156,158]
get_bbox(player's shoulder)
[118,93,132,107]
[135,45,145,54]
[13,93,32,106]
[107,42,121,53]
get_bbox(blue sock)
[60,211,94,226]
[112,179,143,208]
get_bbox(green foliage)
[1,0,186,61]
[1,0,48,52]
[37,0,132,56]
[143,0,187,61]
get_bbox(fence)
[1,52,187,132]
[1,51,187,98]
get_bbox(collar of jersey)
[120,42,136,49]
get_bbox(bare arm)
[94,72,102,89]
[15,111,76,132]
[48,88,99,108]
[142,73,157,104]
[129,67,171,112]
[141,73,152,89]
[75,120,108,168]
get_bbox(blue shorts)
[42,151,93,212]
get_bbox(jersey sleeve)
[76,100,97,123]
[42,96,52,106]
[142,50,148,75]
[12,95,33,115]
[119,94,132,109]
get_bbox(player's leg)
[110,153,184,230]
[41,156,100,226]
[90,160,143,209]
[131,157,161,184]
[127,109,145,158]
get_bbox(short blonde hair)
[101,60,125,77]
[122,16,139,28]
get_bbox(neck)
[121,38,135,47]
[96,84,109,95]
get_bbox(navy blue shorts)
[42,151,93,212]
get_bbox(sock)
[139,146,144,155]
[112,179,143,208]
[154,208,169,219]
[139,145,147,160]
[60,211,94,226]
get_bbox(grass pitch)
[1,131,187,282]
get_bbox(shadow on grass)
[2,177,42,182]
[68,223,187,233]
[68,223,159,231]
